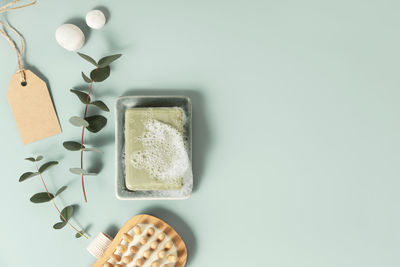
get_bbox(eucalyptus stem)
[66,53,121,203]
[80,68,97,203]
[34,163,88,239]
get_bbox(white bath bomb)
[86,10,106,29]
[55,24,85,51]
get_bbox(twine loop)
[0,0,37,83]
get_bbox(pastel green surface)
[125,108,184,190]
[0,0,400,266]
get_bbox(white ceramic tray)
[115,96,193,200]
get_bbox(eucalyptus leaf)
[82,147,103,153]
[53,221,67,229]
[24,157,35,162]
[97,54,122,68]
[85,115,107,133]
[30,192,54,203]
[55,185,67,197]
[69,116,89,127]
[60,205,74,222]
[19,171,40,182]
[69,168,97,176]
[90,66,110,82]
[77,52,98,66]
[63,141,84,151]
[75,232,83,238]
[35,155,44,161]
[90,100,109,112]
[70,89,90,104]
[38,161,58,173]
[69,168,85,175]
[81,72,92,83]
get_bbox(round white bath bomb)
[86,10,106,29]
[55,24,85,51]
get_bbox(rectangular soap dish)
[115,96,192,200]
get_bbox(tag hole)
[21,81,27,87]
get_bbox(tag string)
[0,0,37,83]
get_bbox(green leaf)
[69,116,89,127]
[85,115,107,133]
[69,168,97,176]
[60,205,74,222]
[90,66,110,82]
[97,54,122,68]
[55,186,67,197]
[30,192,54,203]
[69,168,84,175]
[77,52,98,66]
[82,147,103,153]
[19,171,40,182]
[81,72,92,83]
[38,161,58,173]
[70,89,90,104]
[75,232,83,238]
[25,156,43,162]
[63,141,84,151]
[90,100,109,112]
[53,221,67,229]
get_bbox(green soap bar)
[125,107,185,190]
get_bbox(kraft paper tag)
[7,70,61,144]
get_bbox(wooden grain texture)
[92,214,187,267]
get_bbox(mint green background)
[1,0,400,266]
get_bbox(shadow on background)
[87,151,104,174]
[105,224,120,238]
[122,89,212,192]
[86,131,114,147]
[82,223,93,237]
[141,207,197,265]
[69,204,93,237]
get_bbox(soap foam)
[130,119,190,182]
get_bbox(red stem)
[81,79,94,203]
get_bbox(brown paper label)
[7,70,61,144]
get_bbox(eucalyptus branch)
[19,156,87,239]
[33,162,88,239]
[63,52,122,203]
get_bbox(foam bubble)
[130,119,190,182]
